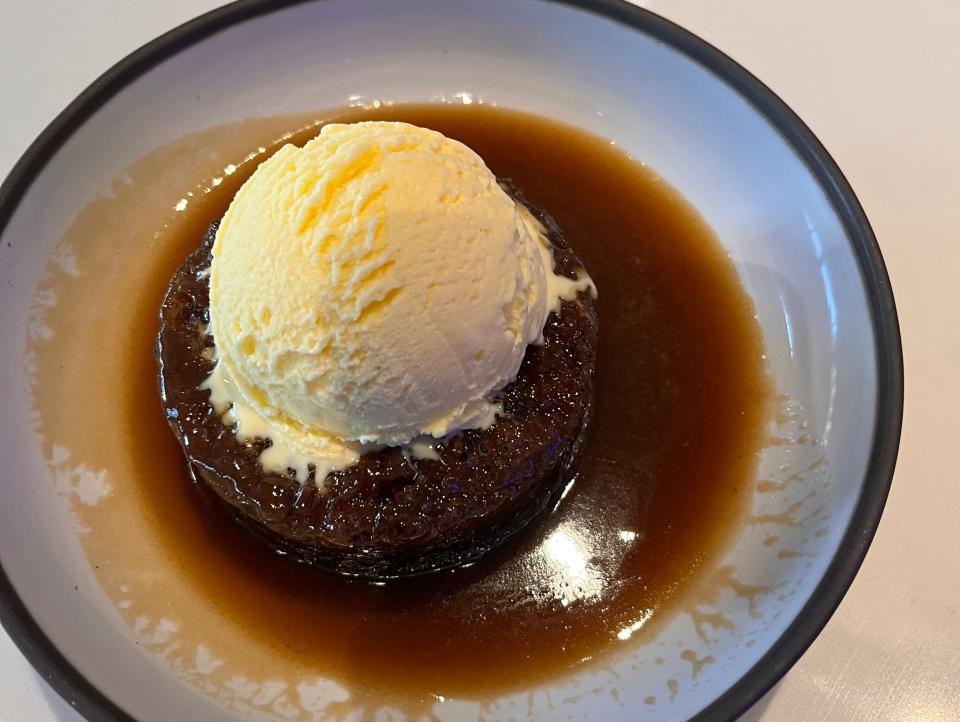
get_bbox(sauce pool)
[35,103,770,703]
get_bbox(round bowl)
[0,1,902,720]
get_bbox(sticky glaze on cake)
[158,182,598,578]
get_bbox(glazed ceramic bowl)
[0,1,902,720]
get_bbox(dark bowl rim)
[0,1,903,720]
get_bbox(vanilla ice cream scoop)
[205,121,594,480]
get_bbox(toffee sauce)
[120,104,769,698]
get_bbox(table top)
[1,1,957,720]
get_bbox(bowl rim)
[0,1,903,720]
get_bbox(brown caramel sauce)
[29,104,769,709]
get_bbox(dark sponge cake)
[157,182,598,579]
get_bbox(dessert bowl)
[0,0,902,720]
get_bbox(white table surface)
[1,1,957,720]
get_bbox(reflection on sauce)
[29,104,769,708]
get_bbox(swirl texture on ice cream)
[204,121,593,482]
